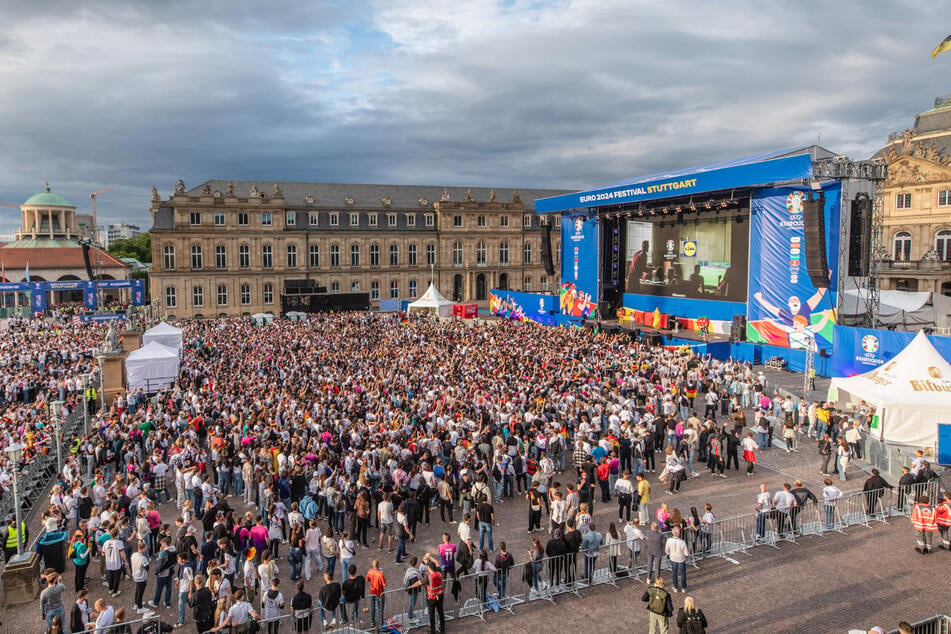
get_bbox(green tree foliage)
[107,232,151,263]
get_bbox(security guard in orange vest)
[910,495,938,554]
[935,492,951,551]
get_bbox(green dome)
[23,182,73,208]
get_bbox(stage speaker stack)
[802,191,829,288]
[541,222,556,276]
[847,193,872,277]
[731,315,747,341]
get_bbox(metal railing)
[888,615,951,634]
[88,612,164,633]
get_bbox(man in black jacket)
[562,520,582,585]
[862,469,893,515]
[898,466,917,511]
[790,480,819,534]
[318,571,343,628]
[188,572,215,634]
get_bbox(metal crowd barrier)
[93,612,164,633]
[888,614,951,634]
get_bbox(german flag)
[931,34,951,58]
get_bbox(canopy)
[407,283,455,317]
[142,321,183,354]
[839,288,951,331]
[831,331,951,447]
[125,341,180,393]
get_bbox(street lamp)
[51,400,64,475]
[4,443,24,557]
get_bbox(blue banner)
[84,282,97,310]
[132,279,145,306]
[0,282,29,292]
[561,214,599,309]
[536,153,813,213]
[31,282,47,313]
[746,185,840,351]
[830,325,951,376]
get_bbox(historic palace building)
[149,180,566,318]
[876,95,951,295]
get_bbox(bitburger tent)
[407,283,455,318]
[830,331,951,447]
[125,341,180,393]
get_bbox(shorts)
[381,523,394,536]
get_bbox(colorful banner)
[489,290,559,325]
[746,186,840,351]
[561,214,599,307]
[559,282,598,318]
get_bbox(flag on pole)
[24,262,30,283]
[931,34,951,58]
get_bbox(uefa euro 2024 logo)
[574,217,585,235]
[861,334,879,354]
[786,191,805,215]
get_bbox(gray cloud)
[0,0,948,238]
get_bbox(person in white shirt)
[664,527,690,593]
[103,533,127,596]
[772,482,797,535]
[176,552,194,627]
[755,484,772,542]
[740,432,758,476]
[822,478,843,528]
[623,518,646,572]
[614,470,635,522]
[304,519,322,582]
[130,541,150,612]
[699,503,716,556]
[94,598,115,630]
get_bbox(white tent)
[142,322,183,354]
[839,288,951,331]
[830,331,951,447]
[125,341,180,393]
[251,312,274,325]
[407,283,455,318]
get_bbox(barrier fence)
[889,615,951,634]
[178,480,943,633]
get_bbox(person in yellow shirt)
[636,472,651,524]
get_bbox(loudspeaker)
[731,314,747,341]
[599,300,612,315]
[802,191,829,288]
[848,194,872,277]
[541,222,555,276]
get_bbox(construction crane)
[89,186,113,245]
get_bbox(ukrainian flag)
[931,34,951,58]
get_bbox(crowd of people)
[7,311,939,633]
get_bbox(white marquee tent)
[830,331,951,447]
[125,341,180,393]
[407,283,455,318]
[142,322,184,355]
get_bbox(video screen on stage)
[624,215,749,302]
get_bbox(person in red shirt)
[936,492,951,551]
[910,495,939,554]
[425,558,445,633]
[365,559,386,629]
[596,458,612,503]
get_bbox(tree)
[108,232,151,263]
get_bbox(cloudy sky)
[0,0,948,238]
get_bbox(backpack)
[682,609,705,634]
[647,588,668,615]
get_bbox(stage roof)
[534,146,831,214]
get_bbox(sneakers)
[147,601,158,609]
[329,619,338,627]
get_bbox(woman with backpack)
[676,595,708,633]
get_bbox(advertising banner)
[561,214,599,310]
[746,185,840,351]
[84,282,98,310]
[132,279,145,306]
[489,290,559,325]
[31,282,47,313]
[830,325,951,376]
